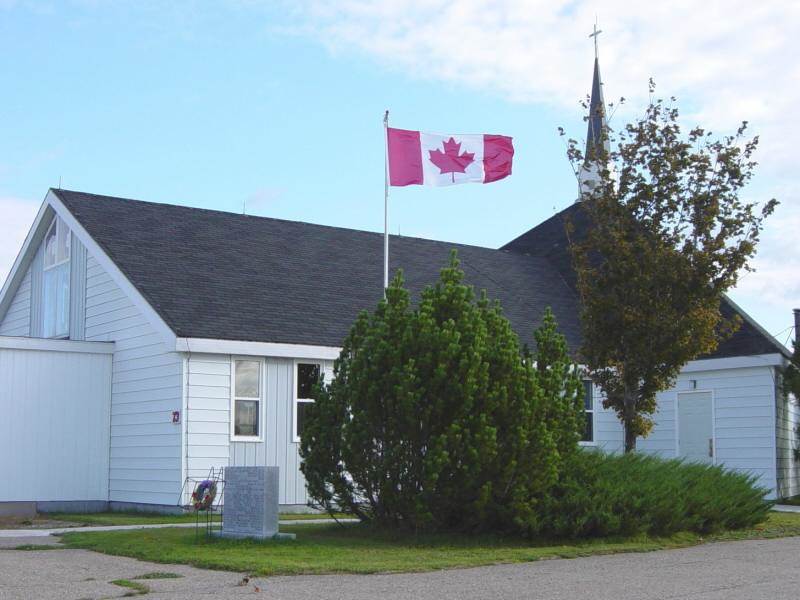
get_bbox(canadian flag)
[387,128,514,187]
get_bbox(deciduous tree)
[564,84,777,452]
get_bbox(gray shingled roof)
[55,189,783,359]
[54,189,583,351]
[502,203,790,359]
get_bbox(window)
[294,362,321,442]
[42,216,71,338]
[232,359,261,439]
[581,380,594,443]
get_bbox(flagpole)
[383,110,390,293]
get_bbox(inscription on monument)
[221,466,288,539]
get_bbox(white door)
[678,391,714,464]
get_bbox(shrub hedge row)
[531,451,772,538]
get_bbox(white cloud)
[0,197,39,288]
[732,183,800,341]
[287,1,799,172]
[285,0,800,339]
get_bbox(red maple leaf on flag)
[429,137,475,182]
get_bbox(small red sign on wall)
[171,410,181,424]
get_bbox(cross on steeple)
[589,21,602,60]
[577,20,609,201]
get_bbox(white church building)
[0,59,797,514]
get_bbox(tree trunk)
[622,389,637,453]
[623,420,637,453]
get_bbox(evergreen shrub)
[536,451,771,538]
[299,251,771,538]
[299,252,584,533]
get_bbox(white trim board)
[682,353,785,373]
[230,356,266,443]
[577,380,598,447]
[0,335,115,354]
[46,190,177,350]
[292,359,323,444]
[723,294,792,358]
[176,337,342,360]
[0,197,53,322]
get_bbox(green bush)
[299,250,770,538]
[536,451,772,538]
[300,251,584,533]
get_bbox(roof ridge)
[52,188,521,256]
[500,202,581,253]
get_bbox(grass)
[132,571,183,579]
[44,510,344,527]
[280,512,351,521]
[46,511,221,526]
[59,512,800,577]
[109,579,149,596]
[779,495,800,506]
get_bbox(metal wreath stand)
[178,467,225,539]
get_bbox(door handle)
[708,438,714,458]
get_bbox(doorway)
[677,391,714,464]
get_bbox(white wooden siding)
[0,269,31,336]
[776,390,799,499]
[592,385,624,453]
[84,254,183,506]
[185,353,333,506]
[593,364,780,496]
[0,338,112,502]
[185,353,230,492]
[186,354,784,502]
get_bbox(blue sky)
[1,1,797,343]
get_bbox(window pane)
[42,268,56,337]
[235,361,260,398]
[297,363,320,399]
[581,412,594,443]
[234,399,259,437]
[583,380,593,410]
[55,263,70,337]
[296,400,314,440]
[56,219,70,262]
[44,222,57,267]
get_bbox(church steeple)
[578,23,609,200]
[585,55,609,161]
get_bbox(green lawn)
[46,510,343,527]
[780,495,800,507]
[59,512,800,577]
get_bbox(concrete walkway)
[772,503,800,513]
[0,534,799,599]
[0,518,357,538]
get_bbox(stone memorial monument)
[220,466,295,540]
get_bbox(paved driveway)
[0,534,798,599]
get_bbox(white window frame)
[230,357,264,442]
[293,360,323,443]
[578,379,597,446]
[42,216,71,339]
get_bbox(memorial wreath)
[191,479,217,511]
